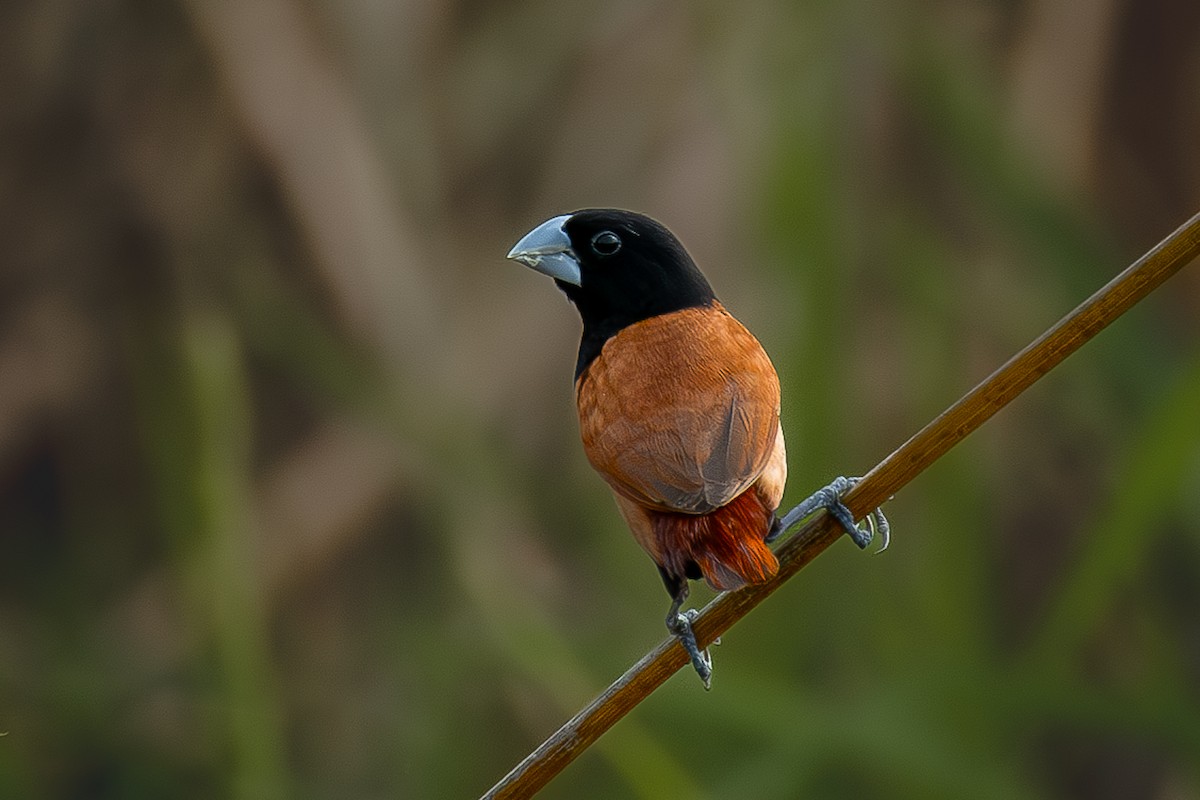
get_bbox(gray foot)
[768,476,890,551]
[667,609,713,689]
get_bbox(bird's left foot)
[767,475,890,551]
[668,609,714,690]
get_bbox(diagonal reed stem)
[483,211,1200,800]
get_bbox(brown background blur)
[2,1,1199,798]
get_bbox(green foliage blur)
[2,1,1199,798]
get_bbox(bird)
[506,209,887,686]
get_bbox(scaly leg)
[766,475,890,551]
[659,569,713,689]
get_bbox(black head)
[507,209,717,377]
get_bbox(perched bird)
[507,209,886,686]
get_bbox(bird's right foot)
[767,475,890,551]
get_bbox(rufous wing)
[575,304,781,516]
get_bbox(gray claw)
[774,475,891,552]
[669,610,713,689]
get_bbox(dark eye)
[591,231,622,256]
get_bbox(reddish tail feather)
[653,488,778,592]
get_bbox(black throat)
[546,208,719,382]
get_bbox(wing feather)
[576,304,780,515]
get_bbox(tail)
[653,488,779,592]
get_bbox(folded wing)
[576,304,780,515]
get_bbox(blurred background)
[2,0,1199,798]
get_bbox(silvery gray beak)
[506,214,582,286]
